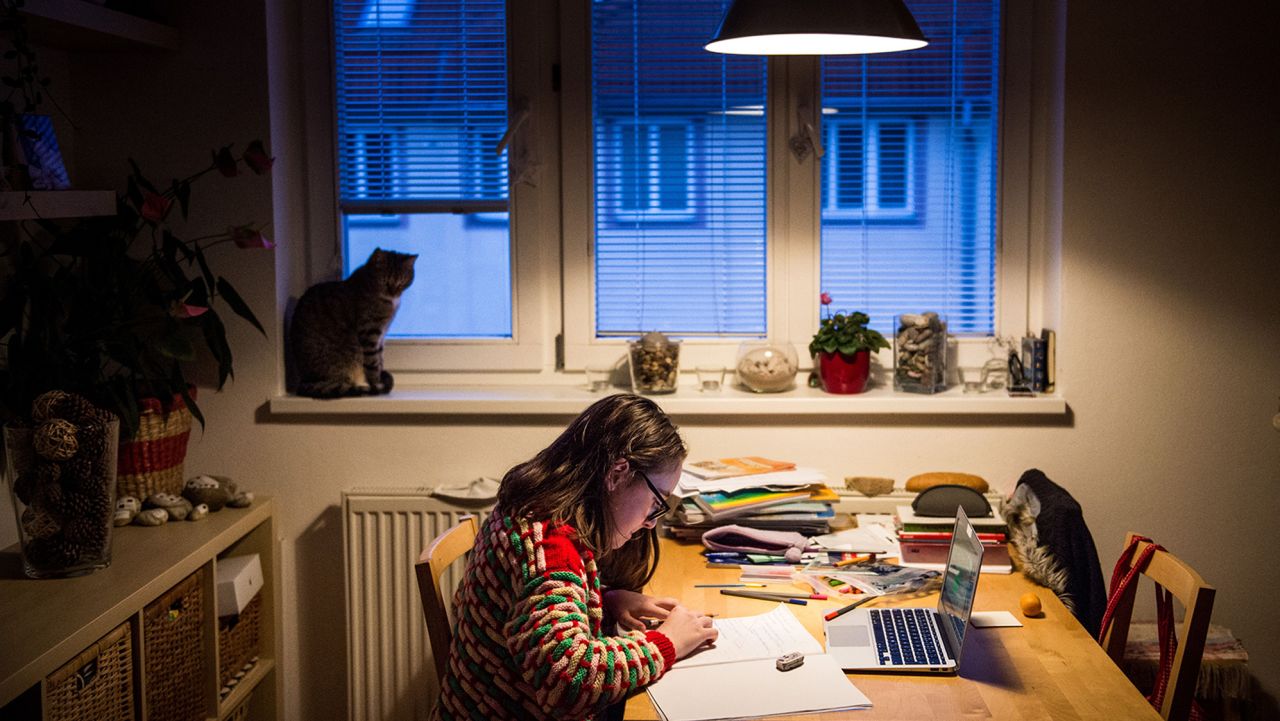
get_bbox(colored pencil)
[823,594,879,622]
[718,589,810,605]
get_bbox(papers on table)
[810,525,898,555]
[646,604,872,721]
[646,654,871,721]
[677,604,822,668]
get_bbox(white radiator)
[342,489,492,721]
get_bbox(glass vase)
[5,417,120,579]
[735,342,799,393]
[627,334,680,394]
[893,313,947,394]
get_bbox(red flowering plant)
[808,292,889,358]
[0,140,274,437]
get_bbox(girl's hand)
[655,604,718,659]
[604,589,678,631]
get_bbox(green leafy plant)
[0,141,274,437]
[808,293,889,357]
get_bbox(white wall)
[4,1,1277,719]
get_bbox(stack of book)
[665,457,836,541]
[895,504,1012,572]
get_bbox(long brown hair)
[495,393,686,590]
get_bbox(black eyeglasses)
[638,471,670,524]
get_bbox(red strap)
[1099,536,1204,721]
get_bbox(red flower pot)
[818,350,871,394]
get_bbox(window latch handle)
[789,103,825,162]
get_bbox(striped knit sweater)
[430,513,677,721]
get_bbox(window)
[334,0,514,341]
[586,0,768,340]
[819,0,1002,336]
[606,121,696,221]
[320,0,1041,376]
[822,118,919,220]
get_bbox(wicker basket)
[144,571,207,721]
[218,593,262,690]
[117,391,194,501]
[46,622,135,721]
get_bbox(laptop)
[824,506,985,673]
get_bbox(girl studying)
[430,394,719,721]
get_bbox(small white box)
[216,554,263,617]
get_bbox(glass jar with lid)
[735,342,798,393]
[627,332,681,394]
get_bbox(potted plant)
[808,293,889,394]
[0,140,274,501]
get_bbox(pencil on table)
[719,589,811,605]
[823,594,878,621]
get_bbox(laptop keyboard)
[869,608,945,666]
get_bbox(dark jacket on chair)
[1005,469,1107,638]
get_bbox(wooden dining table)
[625,538,1161,721]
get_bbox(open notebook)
[644,605,871,721]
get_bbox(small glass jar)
[735,342,799,393]
[6,416,120,579]
[628,332,680,394]
[893,313,947,394]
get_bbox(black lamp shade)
[705,0,929,55]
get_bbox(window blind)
[592,0,767,337]
[820,0,1001,335]
[333,0,514,340]
[334,0,508,206]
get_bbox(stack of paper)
[645,605,872,721]
[666,463,837,541]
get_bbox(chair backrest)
[415,516,479,686]
[1100,533,1216,721]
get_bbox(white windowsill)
[268,383,1066,416]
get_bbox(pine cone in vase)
[74,419,112,461]
[64,515,109,554]
[32,478,66,517]
[63,490,110,523]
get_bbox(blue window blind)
[333,0,513,338]
[820,0,1001,336]
[592,0,767,337]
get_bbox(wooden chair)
[1100,533,1216,721]
[415,516,478,685]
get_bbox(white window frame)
[296,0,1059,381]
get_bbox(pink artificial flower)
[231,226,275,249]
[243,140,274,175]
[140,190,172,222]
[820,292,832,306]
[214,146,238,177]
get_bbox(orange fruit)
[1019,592,1043,617]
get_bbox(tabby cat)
[290,248,417,398]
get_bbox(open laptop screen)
[937,507,984,659]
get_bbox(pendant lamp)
[705,0,928,55]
